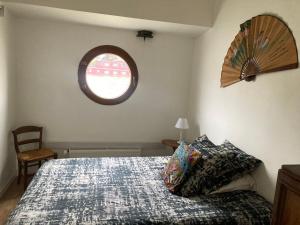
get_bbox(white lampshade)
[175,118,189,129]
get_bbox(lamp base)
[178,130,184,144]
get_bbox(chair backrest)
[12,126,43,153]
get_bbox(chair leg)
[17,161,22,184]
[38,161,42,168]
[24,162,28,190]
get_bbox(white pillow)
[210,174,256,194]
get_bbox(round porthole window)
[78,45,138,105]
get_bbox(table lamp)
[175,118,189,143]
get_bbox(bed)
[7,157,272,225]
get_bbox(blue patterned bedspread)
[7,157,272,225]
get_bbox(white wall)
[0,7,17,194]
[188,0,300,202]
[15,18,194,143]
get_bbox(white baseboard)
[0,175,16,198]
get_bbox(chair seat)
[17,148,56,162]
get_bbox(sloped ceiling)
[2,0,219,36]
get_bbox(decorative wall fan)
[221,15,298,87]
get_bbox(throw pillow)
[179,139,261,196]
[162,143,201,193]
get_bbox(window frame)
[78,45,138,105]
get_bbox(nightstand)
[272,165,300,225]
[161,139,179,152]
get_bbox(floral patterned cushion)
[179,139,261,197]
[162,142,201,193]
[184,135,219,192]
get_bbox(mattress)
[7,157,272,225]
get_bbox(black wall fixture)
[137,30,153,41]
[0,6,4,17]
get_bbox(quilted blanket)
[7,157,272,225]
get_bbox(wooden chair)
[12,126,57,189]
